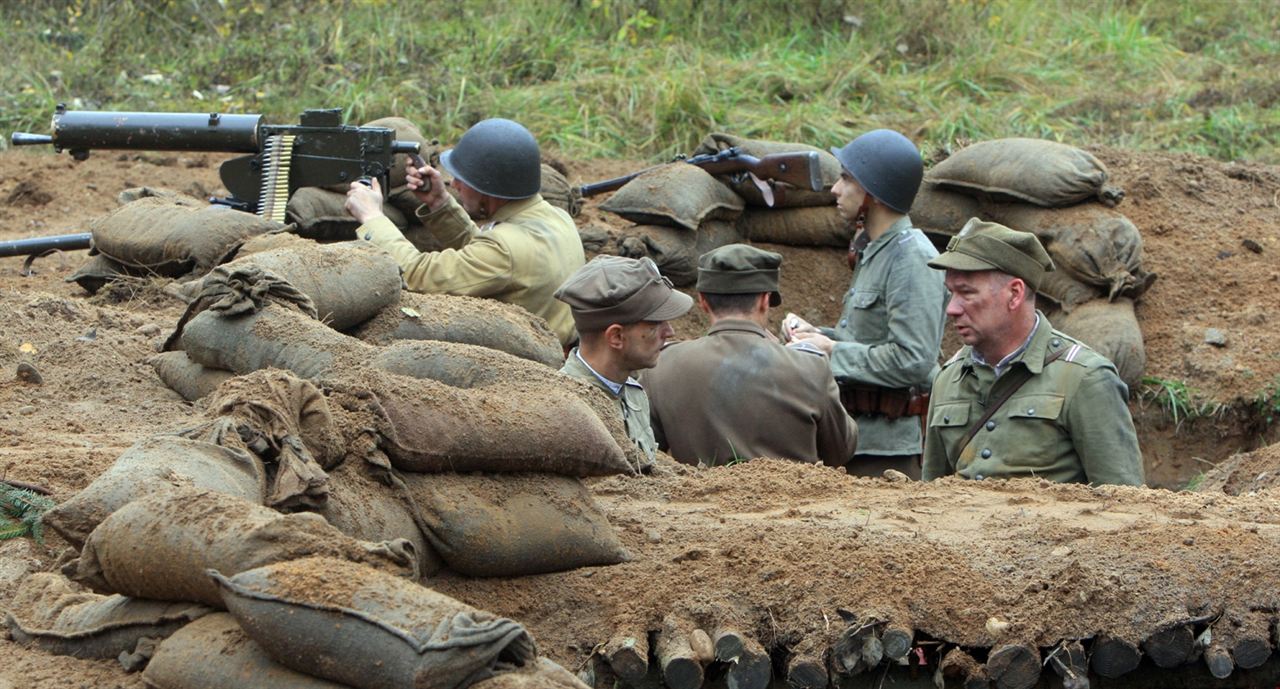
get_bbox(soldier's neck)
[975,311,1038,366]
[576,344,630,385]
[863,206,904,242]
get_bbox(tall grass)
[2,0,1277,163]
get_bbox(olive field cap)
[555,255,694,332]
[927,217,1055,291]
[829,129,923,214]
[439,118,541,199]
[696,243,783,306]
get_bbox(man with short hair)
[922,218,1144,486]
[346,118,585,347]
[554,255,693,462]
[643,244,858,467]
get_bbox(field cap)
[696,244,783,306]
[555,255,693,331]
[928,217,1055,291]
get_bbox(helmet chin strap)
[846,197,872,271]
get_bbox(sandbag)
[1036,268,1104,312]
[601,164,744,231]
[348,291,563,368]
[150,350,234,401]
[540,163,582,217]
[736,205,851,247]
[403,472,628,577]
[212,556,537,689]
[286,185,411,240]
[72,486,417,608]
[370,339,546,389]
[90,196,281,276]
[693,133,841,208]
[1052,297,1147,389]
[4,572,211,660]
[472,658,592,689]
[909,183,983,235]
[144,613,351,689]
[174,304,358,380]
[926,138,1123,207]
[615,220,743,286]
[65,253,133,295]
[43,431,267,549]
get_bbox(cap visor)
[927,252,1001,273]
[644,290,694,322]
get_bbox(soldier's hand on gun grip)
[344,177,386,224]
[406,157,449,211]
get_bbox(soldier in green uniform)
[345,118,586,348]
[553,255,694,463]
[922,218,1144,486]
[787,129,947,479]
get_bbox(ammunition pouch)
[839,383,929,420]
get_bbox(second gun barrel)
[49,110,263,153]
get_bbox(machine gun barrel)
[12,107,263,159]
[0,233,92,258]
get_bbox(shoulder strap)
[960,348,1067,450]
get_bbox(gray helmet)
[439,118,541,199]
[829,129,923,213]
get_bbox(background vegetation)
[2,0,1277,162]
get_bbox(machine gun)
[4,105,421,261]
[577,147,824,207]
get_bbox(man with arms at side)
[922,218,1144,486]
[644,244,858,467]
[554,256,694,464]
[346,118,585,348]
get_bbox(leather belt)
[839,383,929,420]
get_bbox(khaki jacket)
[822,217,947,456]
[643,319,858,467]
[560,348,657,463]
[358,194,586,346]
[922,314,1144,486]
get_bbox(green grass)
[2,0,1278,163]
[1139,376,1224,430]
[0,483,55,544]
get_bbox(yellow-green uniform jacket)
[559,347,658,463]
[923,314,1144,486]
[358,194,586,347]
[822,216,948,456]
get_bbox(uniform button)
[981,448,992,458]
[1051,339,1061,347]
[1027,408,1035,415]
[985,421,996,431]
[840,319,848,327]
[943,416,951,423]
[975,474,985,480]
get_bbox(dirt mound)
[1196,441,1280,495]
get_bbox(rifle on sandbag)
[4,104,421,264]
[578,147,824,207]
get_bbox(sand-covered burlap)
[693,132,841,208]
[601,164,745,231]
[615,220,744,286]
[4,572,211,660]
[212,556,537,689]
[349,291,563,368]
[286,185,411,240]
[143,613,351,689]
[540,162,582,217]
[909,183,984,235]
[89,196,282,277]
[1036,268,1105,312]
[402,472,628,577]
[172,304,347,380]
[150,350,235,401]
[1051,297,1147,389]
[736,205,851,247]
[65,253,133,295]
[43,430,267,549]
[927,138,1124,207]
[472,658,593,689]
[72,487,418,608]
[370,339,554,389]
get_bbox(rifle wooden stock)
[579,149,823,198]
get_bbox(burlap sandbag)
[4,573,211,660]
[1052,297,1146,389]
[348,291,563,368]
[72,487,417,608]
[736,205,851,247]
[1037,269,1105,312]
[601,164,745,231]
[402,472,628,577]
[144,613,351,689]
[150,350,235,401]
[66,253,134,295]
[370,339,550,389]
[540,163,582,217]
[615,220,744,286]
[908,183,984,235]
[173,304,357,380]
[213,557,537,689]
[472,658,592,689]
[927,138,1123,207]
[693,132,841,208]
[43,431,267,549]
[286,185,411,241]
[90,196,281,276]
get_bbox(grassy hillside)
[2,0,1277,162]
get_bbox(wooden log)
[1232,635,1271,670]
[582,654,619,689]
[1090,635,1141,679]
[1204,642,1234,680]
[712,629,771,689]
[785,645,829,689]
[938,647,989,689]
[829,623,872,676]
[689,629,715,665]
[986,643,1040,689]
[604,631,650,684]
[1046,640,1089,689]
[880,622,914,662]
[657,616,705,689]
[1142,624,1195,668]
[859,633,884,669]
[1220,613,1272,670]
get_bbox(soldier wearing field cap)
[922,218,1144,486]
[643,244,858,467]
[555,255,694,463]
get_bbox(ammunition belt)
[839,383,929,420]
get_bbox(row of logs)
[586,613,1280,689]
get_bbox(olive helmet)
[439,118,541,199]
[829,129,923,214]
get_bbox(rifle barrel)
[0,233,92,258]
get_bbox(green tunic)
[923,313,1144,486]
[560,347,658,464]
[822,216,947,456]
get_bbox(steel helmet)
[829,129,923,213]
[439,118,541,199]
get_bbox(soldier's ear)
[1007,277,1030,310]
[604,323,627,350]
